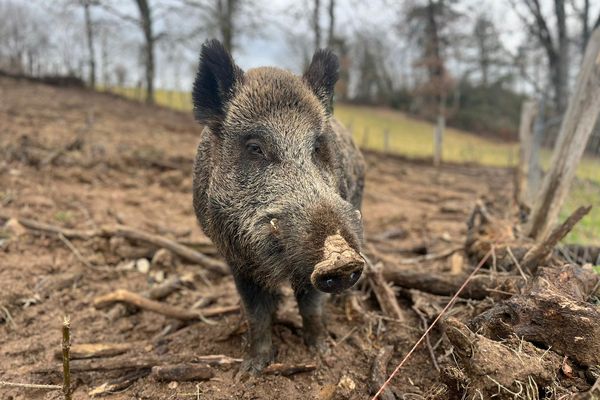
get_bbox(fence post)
[525,28,600,240]
[528,95,547,200]
[515,100,538,206]
[383,128,390,153]
[433,114,445,167]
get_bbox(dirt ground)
[0,76,519,399]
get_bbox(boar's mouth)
[310,233,365,294]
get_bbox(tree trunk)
[218,0,235,52]
[135,0,154,104]
[554,0,569,113]
[526,28,600,240]
[327,0,334,48]
[582,0,590,54]
[313,0,321,51]
[83,0,96,89]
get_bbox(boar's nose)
[311,233,364,294]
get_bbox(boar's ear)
[192,39,244,133]
[303,49,339,114]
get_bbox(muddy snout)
[310,234,364,294]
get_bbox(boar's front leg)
[295,285,329,354]
[233,274,279,374]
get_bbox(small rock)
[136,258,151,274]
[337,375,355,391]
[168,381,178,389]
[4,218,27,236]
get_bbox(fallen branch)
[54,342,139,360]
[368,346,394,400]
[262,363,317,376]
[0,381,61,390]
[106,275,188,321]
[396,246,464,265]
[0,213,228,275]
[194,354,242,366]
[382,268,521,300]
[150,363,214,382]
[363,252,407,322]
[521,205,592,271]
[94,289,239,321]
[88,370,150,397]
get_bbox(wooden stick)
[262,363,317,376]
[396,246,463,265]
[521,205,592,271]
[0,381,61,390]
[59,355,189,372]
[382,268,520,300]
[107,275,186,321]
[368,346,395,400]
[0,213,228,275]
[40,354,240,374]
[150,363,214,382]
[94,289,239,321]
[194,355,243,366]
[62,316,72,400]
[54,342,139,360]
[88,370,150,396]
[363,252,406,322]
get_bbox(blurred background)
[1,0,599,244]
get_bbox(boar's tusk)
[311,233,364,285]
[270,218,280,235]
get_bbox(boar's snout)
[310,233,364,294]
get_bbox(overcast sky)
[17,0,598,91]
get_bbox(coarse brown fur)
[191,39,365,374]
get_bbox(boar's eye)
[246,141,264,156]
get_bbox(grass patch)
[106,88,600,245]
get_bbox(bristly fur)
[302,49,339,115]
[191,39,365,372]
[192,39,244,133]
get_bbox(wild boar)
[192,39,365,374]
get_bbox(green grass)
[106,88,600,246]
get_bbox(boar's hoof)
[237,352,274,378]
[311,233,364,294]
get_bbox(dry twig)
[94,289,239,322]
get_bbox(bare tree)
[327,0,334,48]
[82,0,97,88]
[177,0,263,53]
[471,14,505,86]
[403,0,459,165]
[134,0,155,104]
[313,0,321,51]
[516,0,570,113]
